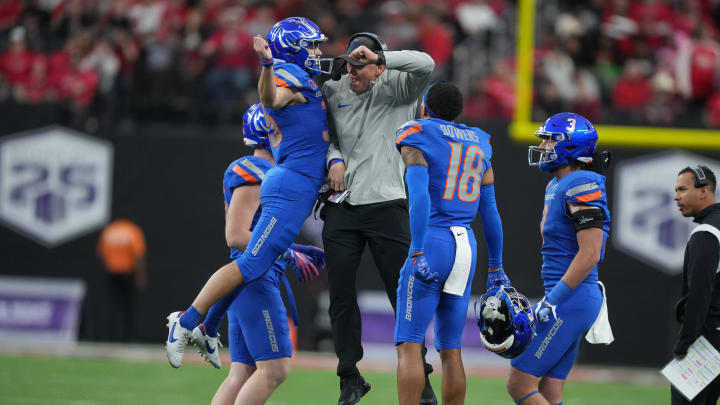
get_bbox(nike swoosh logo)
[205,340,216,354]
[168,323,178,343]
[338,103,351,108]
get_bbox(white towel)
[585,281,614,345]
[443,226,472,296]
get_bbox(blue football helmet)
[266,17,330,75]
[528,112,598,173]
[242,103,272,151]
[476,285,536,359]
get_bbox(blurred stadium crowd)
[0,0,719,132]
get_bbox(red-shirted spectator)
[0,27,35,85]
[58,68,99,108]
[628,0,674,26]
[14,54,58,103]
[706,93,720,128]
[602,0,638,59]
[416,13,453,78]
[201,10,254,99]
[0,0,21,30]
[677,23,720,100]
[612,60,652,111]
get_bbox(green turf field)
[0,355,668,404]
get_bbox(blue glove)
[486,268,511,290]
[285,249,319,283]
[290,243,325,271]
[407,251,438,283]
[534,280,572,323]
[535,297,558,323]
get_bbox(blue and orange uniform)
[393,118,495,349]
[234,60,329,283]
[510,170,610,379]
[221,156,298,364]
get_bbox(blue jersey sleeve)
[222,157,273,204]
[395,120,429,155]
[562,172,608,213]
[273,62,320,96]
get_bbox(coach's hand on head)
[347,45,379,65]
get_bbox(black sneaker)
[338,374,371,405]
[420,374,438,405]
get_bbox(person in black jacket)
[672,165,720,405]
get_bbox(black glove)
[330,57,347,81]
[674,338,692,360]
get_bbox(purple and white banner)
[614,150,720,275]
[0,276,86,345]
[0,126,113,247]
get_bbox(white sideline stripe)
[0,341,666,385]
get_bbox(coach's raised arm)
[319,33,437,405]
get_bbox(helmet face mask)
[304,39,334,74]
[476,286,536,359]
[528,112,598,173]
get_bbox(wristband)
[261,58,274,68]
[546,280,573,305]
[328,158,344,170]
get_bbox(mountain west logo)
[0,127,113,247]
[614,150,720,274]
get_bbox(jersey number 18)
[443,142,484,202]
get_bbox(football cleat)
[192,324,222,369]
[166,311,192,368]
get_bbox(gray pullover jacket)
[323,50,434,205]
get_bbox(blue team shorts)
[227,263,292,366]
[394,226,477,350]
[510,282,603,380]
[235,166,321,283]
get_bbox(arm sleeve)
[326,140,343,165]
[676,232,720,353]
[478,184,503,269]
[384,50,435,101]
[405,165,430,253]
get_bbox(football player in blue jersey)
[165,17,329,379]
[507,113,612,405]
[393,81,509,405]
[190,103,316,404]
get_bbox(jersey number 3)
[443,143,484,202]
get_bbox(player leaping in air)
[393,81,510,405]
[190,103,321,404]
[164,16,330,396]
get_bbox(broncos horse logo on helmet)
[528,112,598,173]
[476,285,536,359]
[266,17,330,75]
[242,103,272,151]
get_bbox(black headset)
[346,32,388,53]
[692,166,710,187]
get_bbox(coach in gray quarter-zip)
[320,33,438,405]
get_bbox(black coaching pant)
[322,199,431,378]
